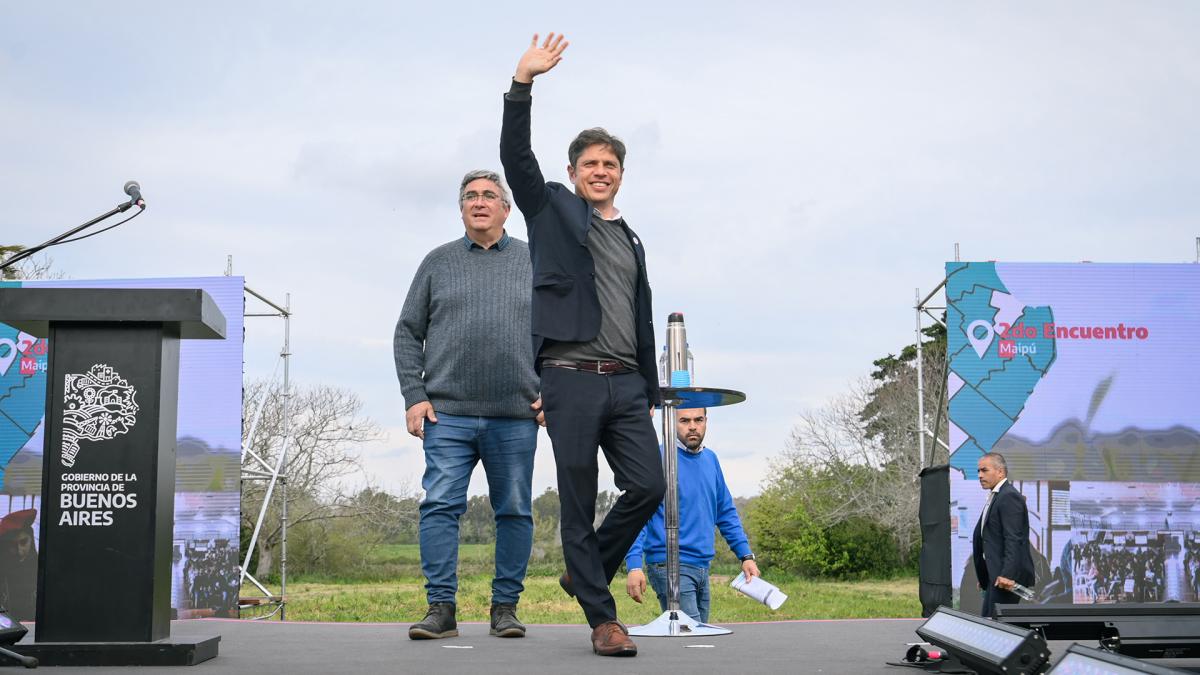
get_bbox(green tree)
[861,322,948,466]
[747,324,947,576]
[0,245,22,280]
[593,490,617,528]
[460,495,496,544]
[530,487,561,560]
[532,487,560,539]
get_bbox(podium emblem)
[61,364,139,468]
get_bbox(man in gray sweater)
[394,169,541,640]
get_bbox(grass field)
[254,545,921,624]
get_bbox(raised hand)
[514,33,569,83]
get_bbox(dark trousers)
[540,367,666,628]
[981,582,1021,618]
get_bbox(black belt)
[540,358,632,375]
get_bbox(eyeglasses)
[461,191,502,204]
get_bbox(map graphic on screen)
[946,262,1200,610]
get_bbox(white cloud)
[3,2,1198,501]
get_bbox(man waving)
[501,33,665,657]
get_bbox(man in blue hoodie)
[624,408,759,623]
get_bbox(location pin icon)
[966,320,995,358]
[0,338,16,376]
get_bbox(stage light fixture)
[0,609,38,668]
[0,610,26,645]
[1047,643,1191,675]
[916,606,1049,675]
[996,603,1200,658]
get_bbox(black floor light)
[0,609,37,668]
[1046,643,1192,675]
[916,606,1049,675]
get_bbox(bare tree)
[780,378,919,559]
[777,335,949,564]
[1,245,65,281]
[241,380,392,576]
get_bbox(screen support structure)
[914,243,960,469]
[915,281,950,469]
[231,258,293,621]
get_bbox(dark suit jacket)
[972,480,1035,588]
[500,94,660,406]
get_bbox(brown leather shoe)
[591,620,637,657]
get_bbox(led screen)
[1,276,242,620]
[946,263,1200,610]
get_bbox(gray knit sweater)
[394,234,539,418]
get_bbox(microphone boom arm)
[0,197,141,274]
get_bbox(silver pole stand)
[630,313,744,638]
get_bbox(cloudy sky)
[3,3,1197,498]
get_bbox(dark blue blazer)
[500,94,660,406]
[972,480,1035,587]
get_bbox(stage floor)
[14,617,926,673]
[13,616,1200,673]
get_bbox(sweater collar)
[462,231,511,251]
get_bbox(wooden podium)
[0,288,225,666]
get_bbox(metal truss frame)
[915,282,950,469]
[230,259,293,620]
[914,245,960,469]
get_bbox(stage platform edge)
[10,634,220,666]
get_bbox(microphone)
[905,645,945,663]
[124,180,145,208]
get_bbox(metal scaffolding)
[230,258,293,620]
[914,245,955,469]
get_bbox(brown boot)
[591,620,637,657]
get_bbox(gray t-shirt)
[541,212,639,368]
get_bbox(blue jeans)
[646,562,711,623]
[418,413,537,605]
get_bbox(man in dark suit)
[500,33,665,657]
[972,452,1035,618]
